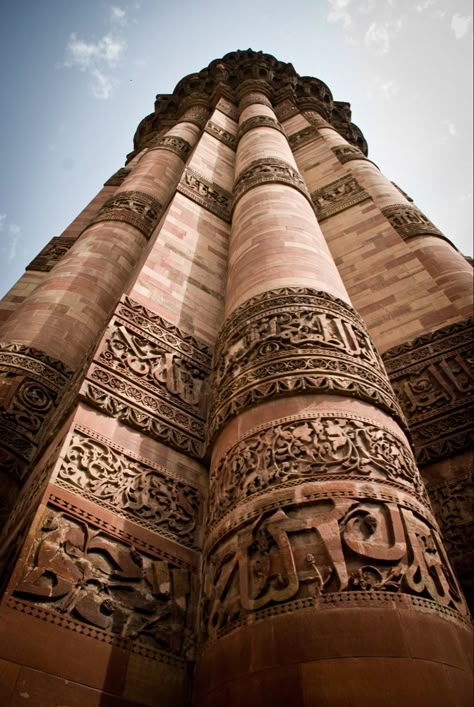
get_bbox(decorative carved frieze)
[80,296,212,459]
[0,344,73,477]
[332,144,367,164]
[215,98,239,121]
[201,485,468,641]
[147,134,192,161]
[103,167,131,187]
[288,124,321,151]
[382,203,444,241]
[89,191,163,239]
[237,115,284,140]
[57,430,202,549]
[382,319,474,464]
[274,100,299,122]
[233,157,311,210]
[26,237,76,272]
[177,168,232,222]
[179,112,207,128]
[428,474,474,574]
[238,90,272,109]
[311,174,371,221]
[205,121,237,150]
[208,412,425,528]
[12,507,195,659]
[208,288,406,441]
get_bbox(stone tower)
[0,50,472,707]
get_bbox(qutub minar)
[0,49,472,706]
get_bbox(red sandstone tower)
[0,50,472,706]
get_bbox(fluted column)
[0,103,208,527]
[195,91,472,707]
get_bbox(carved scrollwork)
[237,115,284,140]
[232,157,311,210]
[177,168,232,222]
[81,296,211,459]
[208,288,406,441]
[26,237,76,272]
[331,144,367,164]
[201,492,467,641]
[216,98,239,121]
[13,508,195,658]
[288,124,321,150]
[382,319,474,464]
[89,191,163,239]
[274,99,299,122]
[147,134,192,161]
[208,412,425,527]
[205,121,237,150]
[428,475,474,563]
[382,203,444,241]
[57,431,201,548]
[311,173,370,221]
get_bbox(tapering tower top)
[130,49,367,160]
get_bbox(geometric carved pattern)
[382,318,474,464]
[311,174,371,221]
[238,115,284,140]
[382,203,444,241]
[25,237,76,272]
[331,144,367,164]
[80,296,212,459]
[201,483,468,642]
[0,344,73,478]
[177,167,232,222]
[205,121,237,150]
[89,191,163,240]
[12,507,195,659]
[147,134,193,161]
[233,158,312,211]
[208,411,426,528]
[208,288,406,441]
[288,124,321,151]
[57,429,202,548]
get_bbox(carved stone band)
[237,115,284,141]
[205,121,237,150]
[179,112,207,128]
[311,174,371,221]
[103,167,131,186]
[208,287,406,441]
[208,411,425,528]
[288,124,321,151]
[0,344,73,478]
[274,100,299,122]
[382,318,474,465]
[232,157,312,211]
[331,144,367,164]
[80,295,212,460]
[147,134,192,161]
[201,482,467,642]
[382,204,446,242]
[89,191,163,240]
[26,237,76,272]
[177,168,232,222]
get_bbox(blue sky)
[0,0,472,297]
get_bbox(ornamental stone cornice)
[129,49,368,160]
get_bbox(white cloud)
[327,0,352,28]
[0,213,6,231]
[110,6,127,26]
[62,32,125,99]
[367,76,400,100]
[443,120,457,136]
[415,0,434,12]
[7,224,21,264]
[450,13,472,39]
[364,21,400,54]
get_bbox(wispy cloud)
[443,119,457,137]
[450,13,472,39]
[327,0,352,29]
[7,224,21,264]
[367,76,400,100]
[0,213,6,231]
[364,19,402,54]
[110,6,127,26]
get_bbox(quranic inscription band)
[201,488,468,643]
[208,288,406,441]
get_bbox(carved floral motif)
[58,432,201,547]
[13,509,194,657]
[177,168,232,222]
[208,288,406,440]
[429,475,474,562]
[208,413,424,527]
[232,157,311,210]
[89,191,163,239]
[201,492,467,640]
[311,174,370,221]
